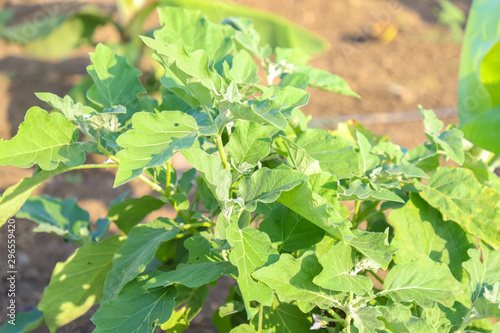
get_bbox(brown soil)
[0,0,470,332]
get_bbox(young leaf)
[16,195,95,244]
[0,165,69,227]
[101,218,180,303]
[0,107,86,170]
[339,179,404,203]
[280,136,322,175]
[155,7,235,64]
[92,276,177,333]
[252,251,345,313]
[381,255,462,308]
[146,261,236,289]
[36,92,94,122]
[293,66,360,98]
[349,230,397,270]
[390,193,476,279]
[416,167,500,249]
[115,111,199,186]
[295,129,360,179]
[38,235,125,332]
[259,205,325,252]
[223,49,260,84]
[356,131,380,174]
[226,121,271,167]
[351,307,385,333]
[313,241,374,295]
[238,168,308,211]
[107,195,165,234]
[226,223,279,319]
[87,44,146,121]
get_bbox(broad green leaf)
[339,179,404,203]
[115,111,199,186]
[349,230,397,270]
[351,307,384,333]
[87,44,146,121]
[249,298,314,333]
[17,195,96,244]
[159,284,209,332]
[294,66,359,98]
[463,243,500,319]
[155,7,235,63]
[0,308,43,333]
[36,92,94,122]
[224,50,260,84]
[278,180,354,242]
[0,165,69,227]
[146,261,236,288]
[92,276,177,333]
[313,241,373,295]
[356,131,380,174]
[376,303,412,333]
[253,251,344,313]
[464,151,500,192]
[402,144,440,172]
[38,235,125,332]
[230,324,258,333]
[416,167,500,249]
[458,0,500,153]
[101,218,180,303]
[107,195,165,234]
[238,168,308,211]
[184,231,224,264]
[142,36,224,110]
[177,168,197,196]
[390,194,476,279]
[0,107,86,170]
[226,223,279,319]
[421,304,453,333]
[259,205,324,252]
[295,129,360,179]
[280,136,322,175]
[381,255,461,308]
[182,146,231,204]
[226,121,271,167]
[421,108,444,137]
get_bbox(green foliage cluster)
[0,6,499,333]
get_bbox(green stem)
[67,164,119,171]
[368,270,384,284]
[258,303,264,333]
[355,201,379,225]
[180,221,214,231]
[456,308,475,333]
[345,292,354,333]
[326,309,344,322]
[352,201,361,225]
[217,136,230,170]
[165,160,172,196]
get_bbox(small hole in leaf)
[195,256,200,260]
[174,123,179,127]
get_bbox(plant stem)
[355,201,378,225]
[165,160,172,196]
[352,200,361,225]
[258,303,264,333]
[326,309,344,322]
[67,164,119,171]
[368,270,384,284]
[180,221,214,231]
[217,136,230,170]
[345,292,354,333]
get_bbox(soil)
[0,0,470,332]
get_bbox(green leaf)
[295,129,360,179]
[249,298,314,333]
[356,131,380,174]
[0,107,86,170]
[313,241,373,295]
[38,235,125,332]
[351,307,384,333]
[92,276,177,333]
[276,47,311,66]
[294,66,359,98]
[146,261,236,288]
[107,195,165,234]
[0,308,43,333]
[224,50,260,84]
[230,324,258,333]
[36,92,94,122]
[183,231,224,264]
[349,230,397,270]
[339,179,404,203]
[16,195,95,244]
[259,204,325,252]
[390,193,476,279]
[226,223,279,319]
[458,0,500,153]
[381,255,461,308]
[280,136,322,175]
[155,7,235,63]
[142,36,224,110]
[87,44,146,121]
[421,108,444,137]
[253,251,345,313]
[415,167,500,249]
[115,111,199,186]
[226,121,271,167]
[101,218,180,303]
[0,165,69,228]
[376,303,412,333]
[182,146,231,204]
[238,168,308,211]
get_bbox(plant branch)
[217,136,230,170]
[368,270,384,284]
[67,164,119,171]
